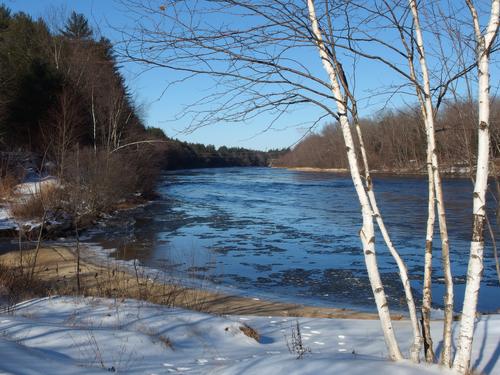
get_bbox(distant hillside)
[274,101,500,174]
[159,136,288,169]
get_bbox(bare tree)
[119,0,420,361]
[41,86,84,178]
[119,0,498,368]
[453,1,499,373]
[407,1,454,365]
[319,1,422,361]
[306,0,404,360]
[329,0,482,364]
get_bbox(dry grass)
[0,174,19,200]
[136,325,174,350]
[9,195,46,219]
[239,324,260,342]
[0,247,381,319]
[0,263,52,309]
[9,184,61,220]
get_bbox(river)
[84,167,500,313]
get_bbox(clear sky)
[3,0,498,151]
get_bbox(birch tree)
[119,0,498,368]
[306,0,403,360]
[453,1,499,373]
[319,3,422,360]
[119,0,425,361]
[407,1,454,365]
[331,0,486,364]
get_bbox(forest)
[0,1,498,374]
[275,101,500,173]
[0,6,271,225]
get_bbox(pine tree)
[0,5,11,30]
[61,11,92,40]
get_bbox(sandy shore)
[277,167,350,173]
[274,166,472,177]
[0,246,392,320]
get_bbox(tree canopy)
[60,11,92,40]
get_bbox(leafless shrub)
[9,185,60,220]
[0,263,52,311]
[61,147,159,218]
[0,173,19,200]
[0,154,25,200]
[285,321,311,359]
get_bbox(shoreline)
[0,245,388,320]
[273,166,472,178]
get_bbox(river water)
[85,167,499,313]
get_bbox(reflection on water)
[84,167,500,312]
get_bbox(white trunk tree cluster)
[408,1,454,365]
[307,0,403,359]
[454,1,499,373]
[121,0,500,372]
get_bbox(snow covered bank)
[0,176,60,234]
[0,297,497,374]
[12,177,59,197]
[0,206,16,232]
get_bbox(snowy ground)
[12,177,58,197]
[0,297,497,374]
[0,206,16,231]
[0,177,59,232]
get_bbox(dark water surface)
[85,167,499,313]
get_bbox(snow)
[0,176,59,232]
[0,206,16,230]
[0,297,497,374]
[13,177,58,197]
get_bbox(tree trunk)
[409,0,454,365]
[307,0,403,361]
[422,150,436,362]
[454,2,499,372]
[354,116,422,362]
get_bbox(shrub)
[61,147,160,217]
[9,182,60,220]
[0,153,25,199]
[0,263,51,309]
[0,173,18,200]
[285,321,311,359]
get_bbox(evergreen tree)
[0,5,10,30]
[61,11,92,40]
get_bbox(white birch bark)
[453,1,499,373]
[408,1,454,365]
[353,116,422,362]
[422,148,436,363]
[307,0,403,361]
[389,7,436,361]
[91,86,97,154]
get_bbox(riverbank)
[5,296,493,375]
[275,166,472,177]
[0,246,382,319]
[0,248,499,375]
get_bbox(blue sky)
[3,0,498,150]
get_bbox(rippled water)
[86,167,499,313]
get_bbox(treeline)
[0,6,274,229]
[0,6,169,228]
[275,101,500,173]
[0,8,157,159]
[161,139,285,169]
